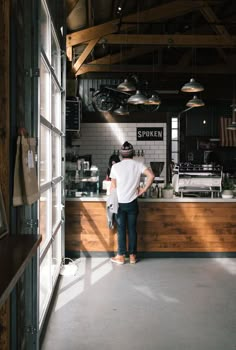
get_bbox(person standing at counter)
[110,141,154,264]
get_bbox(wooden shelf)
[0,234,41,307]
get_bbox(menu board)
[66,99,81,130]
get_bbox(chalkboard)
[66,99,81,130]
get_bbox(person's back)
[111,158,146,203]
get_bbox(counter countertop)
[66,195,236,203]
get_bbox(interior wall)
[69,122,167,183]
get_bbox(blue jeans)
[116,199,139,255]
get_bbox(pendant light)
[113,105,129,116]
[117,79,136,92]
[181,78,204,93]
[144,94,161,105]
[127,90,148,105]
[144,52,162,106]
[181,33,204,93]
[186,95,205,107]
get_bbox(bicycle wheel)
[92,91,116,112]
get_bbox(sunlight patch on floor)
[158,293,180,303]
[133,285,157,300]
[90,257,113,285]
[213,258,236,275]
[54,258,112,311]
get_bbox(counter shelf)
[65,169,99,198]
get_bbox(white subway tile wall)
[72,123,167,184]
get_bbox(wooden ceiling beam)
[199,4,233,64]
[66,0,209,47]
[76,63,236,76]
[103,34,236,47]
[67,20,120,47]
[120,0,210,24]
[73,38,99,73]
[200,5,232,41]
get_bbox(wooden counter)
[65,197,236,257]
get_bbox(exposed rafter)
[76,63,236,76]
[66,0,236,98]
[73,38,100,73]
[66,0,210,48]
[199,4,233,64]
[102,34,236,47]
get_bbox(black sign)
[137,127,163,141]
[66,100,81,130]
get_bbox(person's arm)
[110,178,117,192]
[137,167,155,197]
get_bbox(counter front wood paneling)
[65,199,236,255]
[65,201,117,253]
[138,202,236,252]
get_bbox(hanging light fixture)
[181,78,204,93]
[127,90,148,105]
[144,94,161,105]
[186,95,205,107]
[181,22,204,93]
[113,105,129,115]
[117,78,136,92]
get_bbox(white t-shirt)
[110,159,147,203]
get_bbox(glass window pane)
[40,1,50,59]
[51,29,61,83]
[40,59,51,121]
[51,80,61,129]
[40,124,51,185]
[172,153,178,163]
[172,129,178,139]
[40,189,52,253]
[52,182,61,230]
[172,118,178,128]
[52,228,62,284]
[52,132,61,178]
[172,141,178,152]
[39,246,52,324]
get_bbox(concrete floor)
[41,257,236,350]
